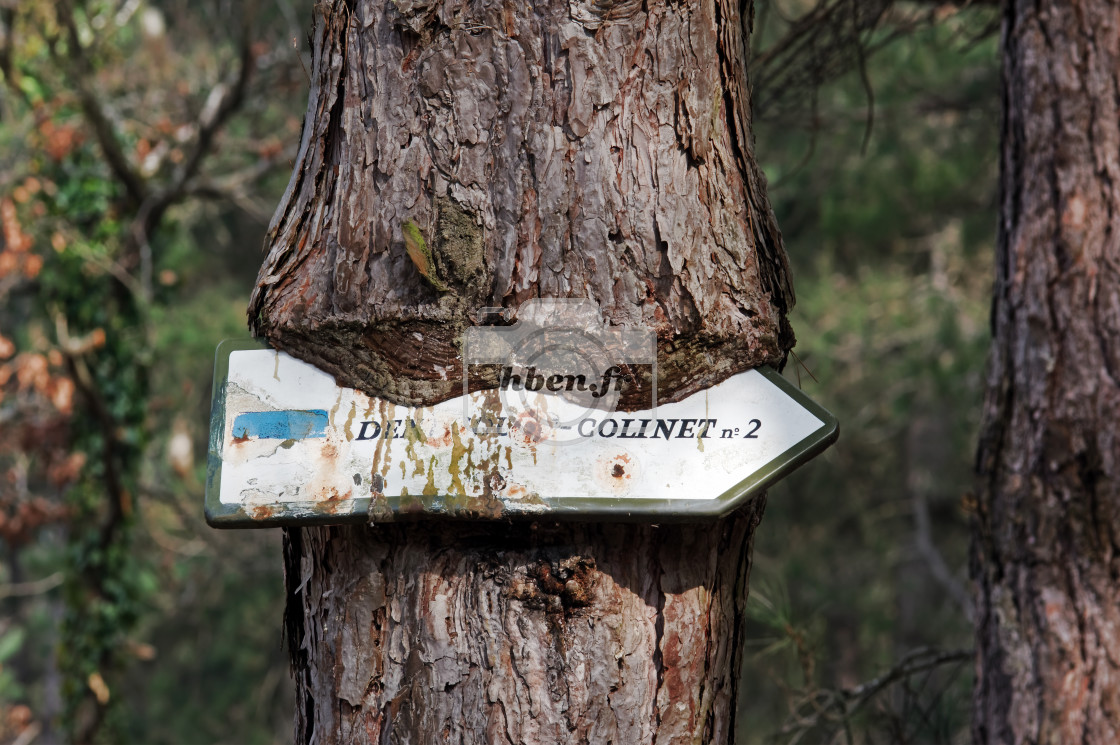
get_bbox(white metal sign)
[206,341,837,526]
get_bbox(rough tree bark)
[248,0,792,406]
[972,2,1120,743]
[251,0,795,741]
[281,509,767,743]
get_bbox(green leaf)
[0,627,27,662]
[17,74,45,104]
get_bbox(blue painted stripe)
[232,410,329,440]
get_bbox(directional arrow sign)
[205,340,838,526]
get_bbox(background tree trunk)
[973,1,1120,742]
[255,0,794,741]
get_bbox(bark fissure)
[651,557,666,741]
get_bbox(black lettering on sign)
[355,421,382,440]
[651,419,678,439]
[676,419,697,438]
[356,419,425,440]
[744,419,761,439]
[598,419,619,437]
[617,419,651,439]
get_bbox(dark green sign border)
[205,339,839,528]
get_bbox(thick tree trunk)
[972,2,1120,743]
[284,505,765,743]
[255,0,792,741]
[248,0,792,406]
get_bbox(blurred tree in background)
[0,0,997,743]
[0,1,305,741]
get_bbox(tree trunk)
[284,507,765,743]
[972,2,1120,743]
[248,0,792,406]
[254,0,794,741]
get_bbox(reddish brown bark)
[972,1,1120,742]
[284,505,765,743]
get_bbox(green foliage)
[0,626,27,699]
[118,546,289,744]
[0,1,303,742]
[761,9,999,272]
[739,3,998,743]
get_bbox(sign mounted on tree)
[241,0,831,733]
[206,300,837,527]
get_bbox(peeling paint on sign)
[205,341,838,527]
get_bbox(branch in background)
[130,12,257,299]
[50,1,259,303]
[175,21,256,193]
[0,571,63,600]
[54,0,149,206]
[849,0,875,154]
[10,722,41,745]
[906,414,974,623]
[53,312,128,552]
[844,647,971,704]
[912,485,974,622]
[776,647,972,743]
[183,154,289,223]
[0,4,17,102]
[751,0,999,126]
[751,0,891,113]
